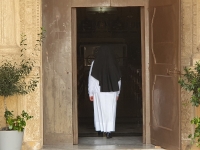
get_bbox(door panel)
[149,0,180,149]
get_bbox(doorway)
[71,3,150,146]
[42,0,180,149]
[75,6,144,142]
[70,1,180,149]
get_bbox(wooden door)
[149,0,181,149]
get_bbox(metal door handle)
[167,68,181,75]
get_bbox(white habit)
[88,61,121,132]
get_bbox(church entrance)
[76,7,143,138]
[71,4,150,146]
[71,1,181,149]
[42,0,181,149]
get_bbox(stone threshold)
[42,145,165,150]
[42,137,165,150]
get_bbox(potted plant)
[0,28,45,150]
[178,61,200,148]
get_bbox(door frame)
[71,1,150,144]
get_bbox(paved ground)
[78,119,142,137]
[41,136,165,150]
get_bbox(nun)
[88,45,121,138]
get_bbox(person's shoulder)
[90,61,94,68]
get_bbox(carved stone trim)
[18,0,42,149]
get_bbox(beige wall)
[181,0,200,150]
[0,0,42,149]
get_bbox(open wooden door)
[149,0,181,150]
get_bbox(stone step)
[42,137,165,150]
[41,146,165,150]
[42,145,165,150]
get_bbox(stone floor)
[42,136,165,150]
[42,119,164,150]
[78,118,143,137]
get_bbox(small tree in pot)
[0,28,45,150]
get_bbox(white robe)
[88,61,121,132]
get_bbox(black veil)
[91,45,121,92]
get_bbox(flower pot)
[0,130,24,150]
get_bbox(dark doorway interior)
[77,7,142,137]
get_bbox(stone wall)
[0,0,42,149]
[42,0,73,145]
[181,0,200,149]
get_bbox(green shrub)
[179,61,200,147]
[0,27,45,131]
